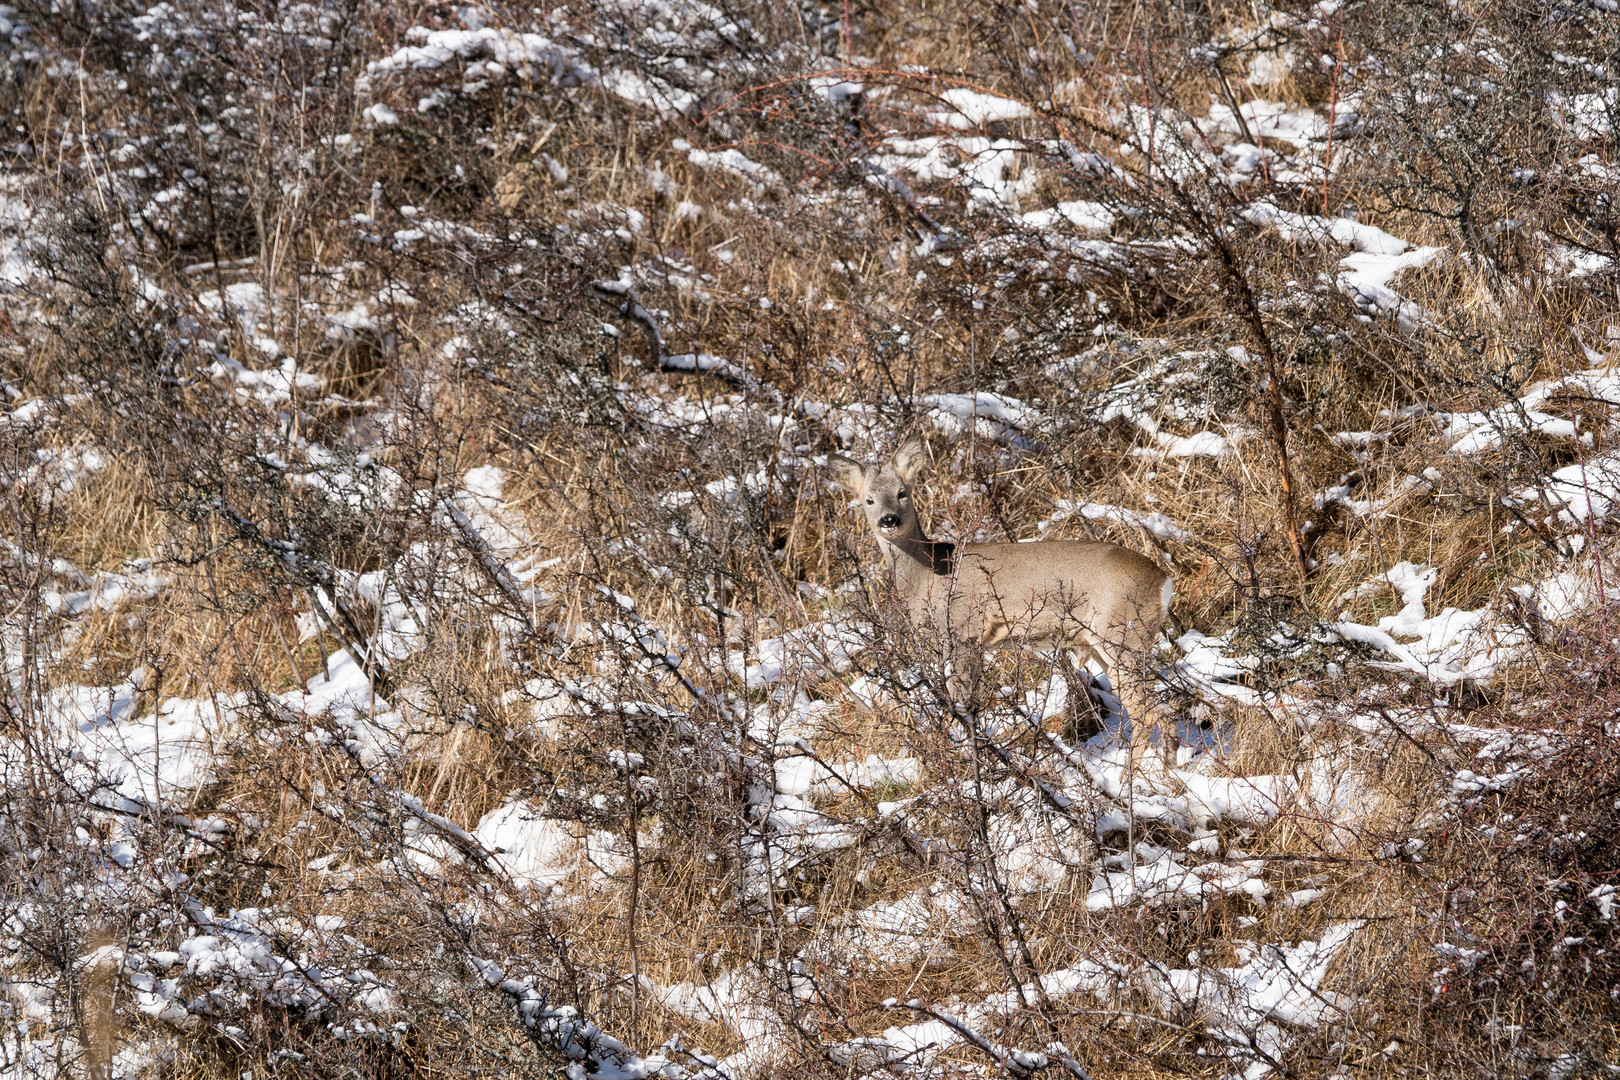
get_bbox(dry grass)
[0,0,1615,1075]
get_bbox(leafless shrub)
[0,0,1616,1076]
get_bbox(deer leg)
[944,639,987,708]
[1120,677,1156,771]
[1059,648,1103,742]
[1101,631,1170,773]
[1123,683,1177,769]
[1132,609,1177,768]
[979,619,1011,649]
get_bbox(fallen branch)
[592,280,762,391]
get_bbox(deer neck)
[878,527,957,592]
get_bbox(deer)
[830,436,1178,769]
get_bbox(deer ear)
[828,454,866,493]
[891,436,929,484]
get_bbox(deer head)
[829,436,930,542]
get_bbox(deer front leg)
[1057,648,1104,743]
[944,645,987,709]
[979,618,1012,649]
[1100,636,1174,773]
[1121,679,1166,771]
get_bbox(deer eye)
[866,498,874,504]
[898,490,909,499]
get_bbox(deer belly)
[912,579,1096,647]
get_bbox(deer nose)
[878,513,901,529]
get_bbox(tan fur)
[832,437,1176,766]
[80,930,117,1080]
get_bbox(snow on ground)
[474,799,633,893]
[6,391,1612,1076]
[1018,199,1116,235]
[1148,921,1364,1080]
[823,919,1358,1079]
[5,466,1410,1075]
[0,182,46,285]
[1085,347,1255,459]
[1041,498,1194,542]
[2,5,1616,1075]
[932,88,1033,129]
[1441,364,1620,454]
[918,390,1042,445]
[871,135,1040,209]
[7,232,1612,1078]
[1242,200,1441,331]
[1329,561,1529,685]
